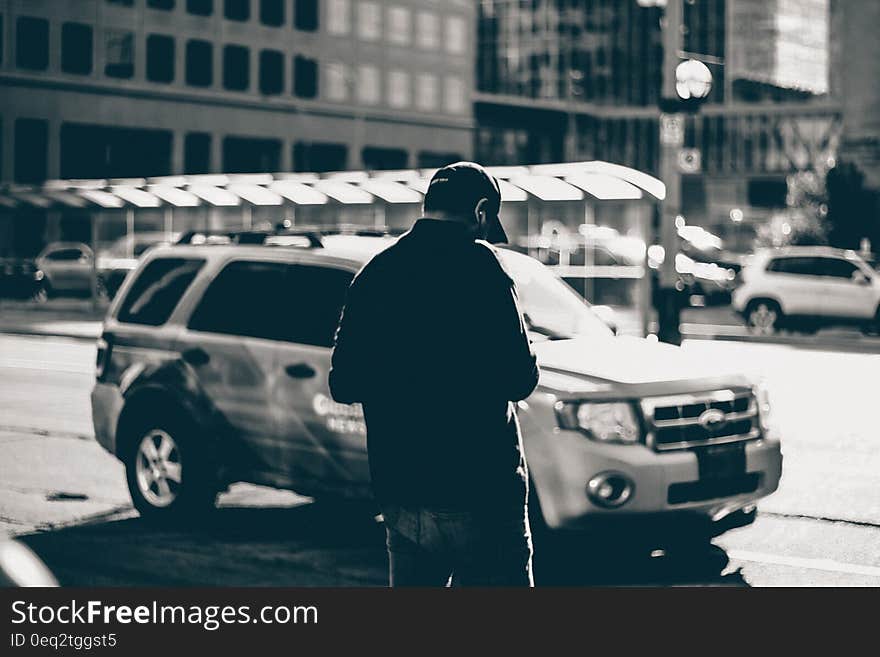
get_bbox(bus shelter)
[0,161,665,334]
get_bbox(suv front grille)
[642,389,761,451]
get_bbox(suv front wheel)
[745,299,782,335]
[123,414,218,523]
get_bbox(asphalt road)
[1,334,879,586]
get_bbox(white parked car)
[732,246,880,335]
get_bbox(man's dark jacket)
[329,218,540,509]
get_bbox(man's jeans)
[381,503,534,587]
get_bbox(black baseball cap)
[424,161,508,244]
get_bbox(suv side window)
[46,248,87,261]
[188,260,288,340]
[188,260,353,345]
[282,265,353,347]
[818,257,858,279]
[118,257,205,326]
[766,257,824,276]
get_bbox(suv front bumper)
[525,419,782,532]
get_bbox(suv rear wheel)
[123,413,217,523]
[745,299,782,335]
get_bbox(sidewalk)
[0,299,104,341]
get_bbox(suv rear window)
[117,257,205,326]
[187,260,353,346]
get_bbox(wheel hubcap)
[749,304,777,334]
[135,430,182,507]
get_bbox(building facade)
[474,0,843,248]
[0,0,474,184]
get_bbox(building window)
[357,64,380,105]
[62,23,93,75]
[357,2,381,41]
[325,61,348,101]
[147,0,175,10]
[415,73,438,111]
[387,7,410,46]
[259,49,284,95]
[60,123,172,179]
[146,34,175,83]
[186,39,213,87]
[225,0,250,21]
[445,15,466,55]
[105,30,134,78]
[223,136,281,173]
[293,142,348,172]
[16,17,49,71]
[416,12,439,50]
[444,76,466,113]
[223,45,250,90]
[418,151,462,169]
[362,146,407,171]
[260,0,284,26]
[187,0,213,16]
[294,0,318,31]
[327,0,350,36]
[293,55,318,98]
[184,133,211,174]
[107,0,135,6]
[388,70,410,108]
[14,119,48,184]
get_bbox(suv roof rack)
[176,224,406,249]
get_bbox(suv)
[733,246,880,335]
[91,231,782,549]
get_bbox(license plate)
[695,443,746,480]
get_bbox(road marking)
[727,549,880,578]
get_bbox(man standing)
[329,162,540,586]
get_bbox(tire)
[122,411,218,523]
[861,307,880,336]
[745,299,782,335]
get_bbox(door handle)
[182,347,210,366]
[285,363,316,379]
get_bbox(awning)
[497,180,528,202]
[371,169,421,181]
[404,177,526,202]
[111,186,163,208]
[78,190,125,208]
[268,180,329,205]
[580,161,666,200]
[564,173,643,200]
[358,180,422,204]
[43,190,92,208]
[10,192,53,208]
[508,176,584,201]
[485,166,531,179]
[324,171,370,182]
[311,180,373,204]
[226,183,283,206]
[148,185,201,207]
[187,185,240,207]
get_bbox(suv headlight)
[555,401,641,444]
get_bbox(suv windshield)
[498,250,613,340]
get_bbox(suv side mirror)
[852,271,871,285]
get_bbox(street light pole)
[657,0,685,345]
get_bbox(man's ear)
[474,197,489,226]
